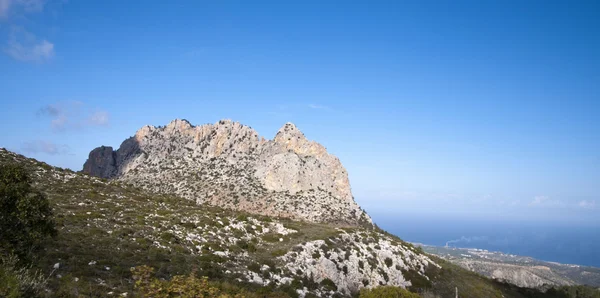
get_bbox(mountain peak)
[280,122,297,131]
[274,122,305,143]
[215,119,234,126]
[166,118,193,130]
[82,119,371,225]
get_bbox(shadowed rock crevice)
[82,119,372,226]
[82,146,118,178]
[82,138,142,178]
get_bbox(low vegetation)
[1,148,599,298]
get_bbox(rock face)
[82,146,117,178]
[277,231,439,295]
[82,119,371,226]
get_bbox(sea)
[372,212,600,268]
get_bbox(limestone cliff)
[82,119,371,225]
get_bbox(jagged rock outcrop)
[82,146,117,178]
[82,119,371,226]
[276,231,439,295]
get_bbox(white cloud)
[308,104,329,110]
[21,140,70,155]
[37,101,110,131]
[508,200,520,207]
[529,195,548,206]
[578,200,596,210]
[16,0,45,12]
[470,193,493,203]
[88,110,110,126]
[0,0,45,18]
[4,26,54,62]
[528,195,564,207]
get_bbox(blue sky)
[0,1,598,224]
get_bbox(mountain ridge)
[82,119,371,226]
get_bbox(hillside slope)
[0,149,438,297]
[4,147,599,297]
[3,148,584,298]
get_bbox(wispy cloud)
[21,140,70,155]
[0,0,45,18]
[308,104,330,110]
[88,110,110,126]
[2,0,54,63]
[4,26,54,62]
[508,200,521,207]
[578,200,596,210]
[528,195,564,207]
[37,101,110,132]
[16,0,46,13]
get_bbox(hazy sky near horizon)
[1,1,598,224]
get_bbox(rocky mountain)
[82,119,370,226]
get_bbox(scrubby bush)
[0,254,47,298]
[320,278,337,291]
[236,240,256,252]
[359,286,421,298]
[0,164,57,260]
[384,257,393,268]
[131,265,244,298]
[271,249,287,257]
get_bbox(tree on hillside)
[0,164,56,260]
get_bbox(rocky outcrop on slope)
[82,119,371,226]
[82,146,117,178]
[277,231,439,295]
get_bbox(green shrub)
[401,269,432,292]
[359,286,421,298]
[262,233,281,243]
[320,278,337,291]
[414,246,424,254]
[0,164,56,259]
[131,265,221,297]
[0,254,47,298]
[236,240,256,252]
[247,263,261,273]
[271,249,287,257]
